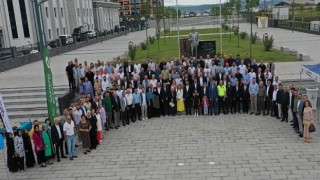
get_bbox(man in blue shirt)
[249,78,259,115]
[133,88,142,120]
[242,69,251,85]
[83,77,93,97]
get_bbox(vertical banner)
[42,47,57,124]
[0,134,4,150]
[0,93,13,133]
[258,16,268,28]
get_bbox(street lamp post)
[32,0,57,124]
[176,0,180,58]
[219,0,223,54]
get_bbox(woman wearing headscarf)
[87,111,98,150]
[33,125,46,167]
[42,125,53,165]
[14,129,25,172]
[78,115,91,154]
[22,128,36,168]
[6,132,18,172]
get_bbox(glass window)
[7,0,18,38]
[48,29,51,39]
[56,28,59,36]
[61,8,63,17]
[45,7,49,17]
[54,8,57,17]
[19,0,30,37]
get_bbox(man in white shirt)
[205,55,212,69]
[51,117,67,162]
[125,89,135,122]
[248,68,256,85]
[149,74,157,89]
[238,60,247,75]
[63,115,77,160]
[272,85,278,118]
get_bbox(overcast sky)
[164,0,222,6]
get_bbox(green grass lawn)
[134,29,296,63]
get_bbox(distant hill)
[167,4,219,14]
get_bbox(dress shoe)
[75,144,79,147]
[299,133,303,138]
[110,127,114,129]
[115,127,118,129]
[73,156,78,159]
[57,159,61,162]
[265,113,269,115]
[250,112,254,115]
[123,124,126,126]
[281,120,285,122]
[69,157,73,160]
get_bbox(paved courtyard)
[2,113,319,180]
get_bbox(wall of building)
[93,1,120,32]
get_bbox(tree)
[154,1,164,51]
[211,6,220,32]
[317,3,320,15]
[140,1,151,18]
[245,0,259,58]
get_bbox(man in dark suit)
[209,80,218,115]
[265,79,274,115]
[242,81,250,114]
[160,83,170,116]
[276,84,284,119]
[51,117,67,162]
[215,70,224,83]
[145,65,155,79]
[191,78,200,94]
[111,92,121,129]
[183,80,192,115]
[232,80,243,114]
[256,68,265,84]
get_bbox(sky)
[164,0,222,6]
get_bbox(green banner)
[42,47,57,124]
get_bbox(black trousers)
[184,100,192,115]
[242,99,249,113]
[18,157,24,170]
[273,101,278,117]
[233,98,241,113]
[127,105,135,122]
[55,138,65,160]
[266,98,272,114]
[135,103,141,120]
[68,77,75,90]
[282,105,289,121]
[218,96,225,114]
[36,150,46,164]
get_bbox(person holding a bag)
[33,125,46,167]
[303,100,314,143]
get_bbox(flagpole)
[219,0,223,54]
[176,0,180,58]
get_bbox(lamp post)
[176,0,180,58]
[219,0,223,54]
[32,0,57,124]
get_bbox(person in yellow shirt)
[217,80,227,114]
[29,120,42,140]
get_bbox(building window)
[54,8,57,17]
[83,9,85,16]
[19,0,30,38]
[87,9,88,16]
[63,27,66,34]
[77,8,80,16]
[56,28,59,36]
[48,29,51,39]
[45,7,49,17]
[7,0,18,38]
[61,8,64,17]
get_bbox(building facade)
[118,0,163,16]
[66,0,95,34]
[0,0,70,48]
[93,0,120,33]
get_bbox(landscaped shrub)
[140,41,147,50]
[128,42,137,60]
[264,36,274,51]
[250,32,258,44]
[240,31,247,39]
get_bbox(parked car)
[87,31,97,38]
[72,26,88,41]
[59,35,74,46]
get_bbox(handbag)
[309,123,316,133]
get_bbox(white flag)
[0,93,13,133]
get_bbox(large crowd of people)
[6,53,315,173]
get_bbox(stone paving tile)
[0,114,320,179]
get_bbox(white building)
[40,0,70,41]
[93,0,120,33]
[0,0,70,48]
[66,0,95,34]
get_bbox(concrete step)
[6,103,60,112]
[4,98,58,105]
[8,110,50,120]
[0,87,69,94]
[1,91,66,100]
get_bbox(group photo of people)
[6,53,315,173]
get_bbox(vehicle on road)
[87,31,97,38]
[59,35,74,45]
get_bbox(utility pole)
[176,0,180,58]
[33,0,57,124]
[292,0,295,33]
[219,0,223,54]
[250,1,253,59]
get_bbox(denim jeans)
[67,135,75,158]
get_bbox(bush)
[239,31,247,39]
[233,26,239,35]
[223,24,229,31]
[128,42,137,60]
[264,36,274,51]
[250,32,258,44]
[140,41,147,50]
[149,36,155,44]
